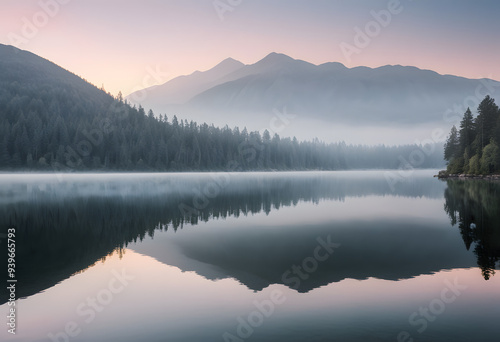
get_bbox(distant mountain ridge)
[135,57,244,104]
[127,53,500,129]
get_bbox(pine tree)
[459,108,475,154]
[444,125,460,161]
[474,95,499,153]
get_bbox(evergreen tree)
[480,139,500,174]
[445,96,500,175]
[459,108,475,154]
[474,95,499,153]
[444,125,460,161]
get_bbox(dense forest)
[0,44,444,171]
[444,95,500,174]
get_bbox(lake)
[1,170,499,342]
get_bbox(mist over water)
[1,170,499,341]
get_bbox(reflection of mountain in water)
[443,179,500,280]
[135,218,476,293]
[0,172,484,303]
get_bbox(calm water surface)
[0,170,499,342]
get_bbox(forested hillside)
[444,95,500,174]
[0,44,444,171]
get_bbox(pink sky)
[1,0,499,96]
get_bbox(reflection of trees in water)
[443,180,500,280]
[0,174,442,303]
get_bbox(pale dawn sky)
[1,0,499,96]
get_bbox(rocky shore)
[435,170,500,180]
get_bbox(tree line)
[444,95,500,174]
[0,68,444,171]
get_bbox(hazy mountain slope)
[128,52,500,132]
[127,57,244,105]
[0,44,114,121]
[188,58,498,125]
[216,52,318,82]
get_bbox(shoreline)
[435,170,500,180]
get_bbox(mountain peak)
[248,52,315,73]
[318,61,347,71]
[212,57,244,71]
[259,52,295,64]
[127,56,245,104]
[221,57,241,64]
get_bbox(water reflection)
[443,179,500,279]
[0,171,497,305]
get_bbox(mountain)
[126,53,500,144]
[1,44,445,171]
[133,219,477,293]
[0,44,114,117]
[128,57,244,106]
[126,53,308,107]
